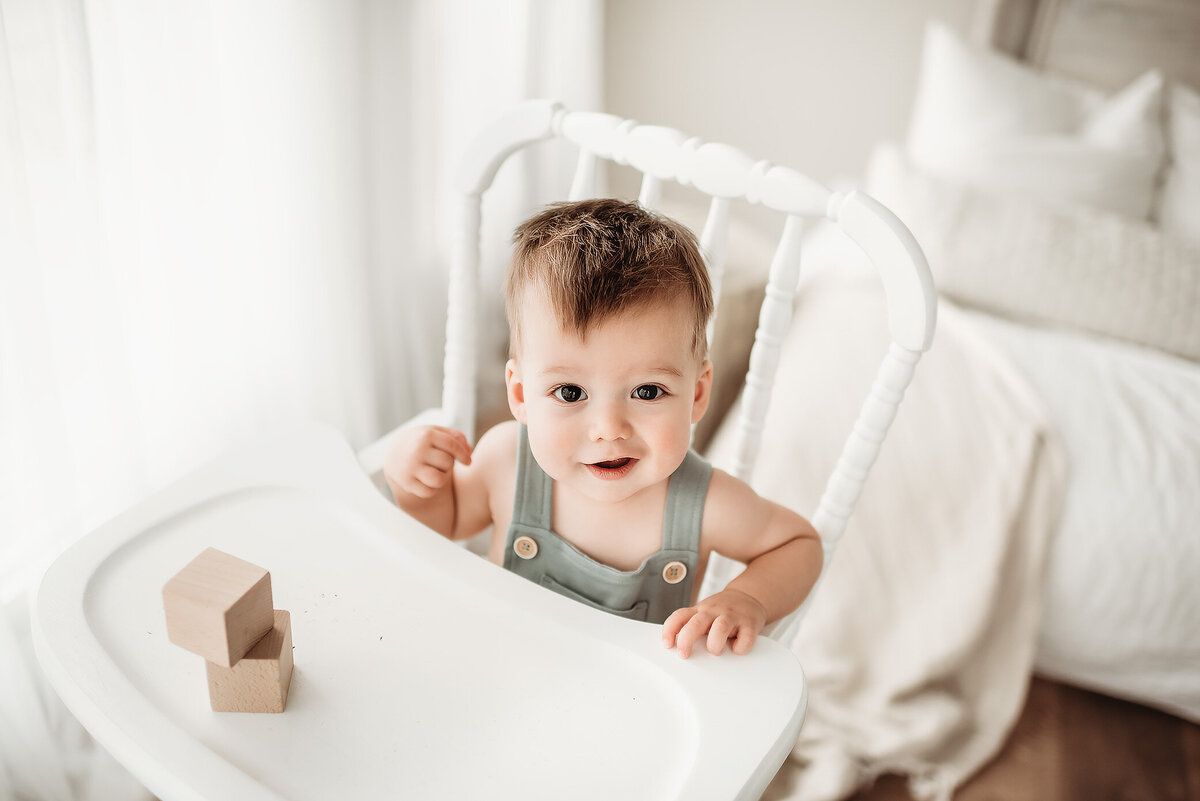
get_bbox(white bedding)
[707,217,1200,799]
[866,21,1200,729]
[708,240,1066,800]
[860,142,1200,724]
[860,140,1200,724]
[966,310,1200,721]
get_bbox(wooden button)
[513,536,538,560]
[662,561,687,584]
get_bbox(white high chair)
[357,99,936,642]
[32,101,933,801]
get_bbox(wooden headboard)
[970,0,1200,90]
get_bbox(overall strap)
[660,450,712,552]
[512,424,553,530]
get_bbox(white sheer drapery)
[368,0,603,431]
[1,0,381,600]
[0,0,600,797]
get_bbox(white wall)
[604,0,974,197]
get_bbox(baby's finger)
[706,615,735,656]
[730,625,758,655]
[661,606,695,649]
[430,427,473,465]
[424,445,456,473]
[398,474,437,499]
[674,610,715,659]
[413,464,452,492]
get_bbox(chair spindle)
[443,196,483,443]
[700,196,731,348]
[569,149,597,201]
[729,215,805,483]
[638,174,663,210]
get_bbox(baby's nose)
[589,401,632,441]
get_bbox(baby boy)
[385,198,821,658]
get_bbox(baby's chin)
[563,480,656,505]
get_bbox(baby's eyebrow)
[537,365,683,378]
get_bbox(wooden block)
[163,547,274,667]
[206,609,294,713]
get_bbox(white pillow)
[1159,82,1200,242]
[867,143,1200,362]
[906,21,1166,220]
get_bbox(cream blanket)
[707,259,1066,800]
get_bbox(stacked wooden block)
[163,548,294,713]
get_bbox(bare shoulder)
[466,420,519,499]
[701,467,816,563]
[470,420,520,559]
[443,419,519,540]
[472,420,519,470]
[702,468,777,535]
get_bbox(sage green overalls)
[502,425,713,624]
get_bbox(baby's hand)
[384,425,472,499]
[661,589,768,658]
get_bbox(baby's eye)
[633,385,665,401]
[553,385,587,403]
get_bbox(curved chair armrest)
[828,190,936,352]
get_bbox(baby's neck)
[550,479,669,572]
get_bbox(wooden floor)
[850,677,1200,801]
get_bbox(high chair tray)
[32,422,806,801]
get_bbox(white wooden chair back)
[400,99,934,642]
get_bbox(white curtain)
[1,0,381,601]
[367,0,603,430]
[0,0,601,798]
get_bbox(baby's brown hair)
[506,198,713,358]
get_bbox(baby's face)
[506,291,711,505]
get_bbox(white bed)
[689,1,1200,798]
[866,1,1200,721]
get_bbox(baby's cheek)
[526,424,574,476]
[652,428,694,470]
[667,413,697,451]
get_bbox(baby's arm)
[383,424,494,540]
[662,470,822,658]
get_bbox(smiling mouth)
[593,458,631,469]
[586,457,637,480]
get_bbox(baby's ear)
[690,359,713,424]
[505,359,528,423]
